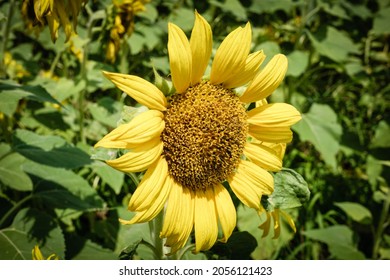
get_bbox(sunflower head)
[96,11,302,254]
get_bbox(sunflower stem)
[149,211,164,260]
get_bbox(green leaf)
[12,129,92,169]
[366,155,383,186]
[307,26,360,62]
[93,163,124,194]
[0,90,21,116]
[249,0,294,13]
[0,143,32,191]
[370,121,390,148]
[0,208,65,260]
[210,0,247,21]
[335,202,372,225]
[293,103,343,170]
[286,51,309,77]
[71,239,117,260]
[88,97,122,127]
[24,161,104,210]
[0,82,62,107]
[119,240,143,260]
[372,7,390,35]
[265,168,310,210]
[210,231,258,260]
[302,225,365,259]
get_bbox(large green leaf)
[209,0,247,21]
[23,161,104,210]
[335,202,372,225]
[302,225,365,259]
[293,103,342,170]
[372,7,390,35]
[307,26,360,62]
[286,51,309,77]
[93,163,124,194]
[12,129,92,169]
[87,97,122,128]
[0,82,62,107]
[0,143,32,191]
[71,239,118,260]
[0,208,65,260]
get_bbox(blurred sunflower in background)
[21,0,87,42]
[103,0,149,63]
[95,11,301,254]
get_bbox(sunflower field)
[0,0,389,261]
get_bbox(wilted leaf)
[293,103,343,170]
[266,168,310,210]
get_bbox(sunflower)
[21,0,87,42]
[95,11,301,253]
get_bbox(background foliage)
[0,0,389,260]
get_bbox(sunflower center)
[161,81,248,190]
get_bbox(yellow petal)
[240,54,288,103]
[247,103,301,127]
[247,103,301,143]
[272,210,281,239]
[103,71,167,111]
[261,142,287,160]
[224,50,266,88]
[210,23,252,85]
[161,179,194,253]
[249,125,293,143]
[228,160,274,210]
[106,139,163,173]
[168,23,192,93]
[214,183,236,243]
[121,172,172,224]
[244,142,282,171]
[128,156,168,212]
[229,171,262,210]
[190,11,212,85]
[194,188,218,252]
[280,209,297,233]
[259,211,272,237]
[94,110,164,149]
